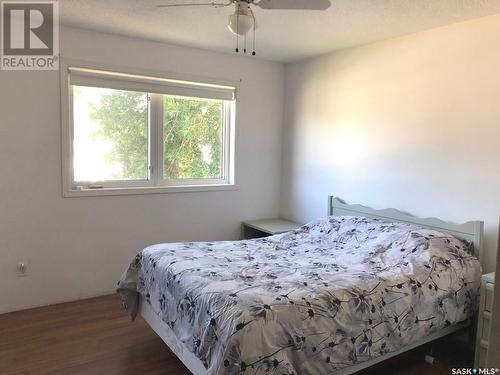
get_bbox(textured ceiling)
[59,0,500,62]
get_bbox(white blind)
[68,67,236,101]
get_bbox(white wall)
[0,27,284,313]
[281,14,500,271]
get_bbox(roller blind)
[68,67,236,101]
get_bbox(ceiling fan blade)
[255,0,331,10]
[157,1,231,8]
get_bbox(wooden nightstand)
[475,272,495,367]
[241,219,302,239]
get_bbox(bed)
[117,196,484,374]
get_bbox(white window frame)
[60,59,238,197]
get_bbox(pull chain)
[235,10,239,52]
[252,20,256,56]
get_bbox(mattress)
[117,216,481,374]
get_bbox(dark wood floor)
[0,294,473,374]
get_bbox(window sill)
[63,183,238,198]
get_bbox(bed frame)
[140,196,484,375]
[327,196,484,263]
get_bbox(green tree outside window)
[90,90,223,180]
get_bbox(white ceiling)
[59,0,500,62]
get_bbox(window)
[62,66,236,196]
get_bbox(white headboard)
[328,196,484,265]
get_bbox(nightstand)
[241,219,302,239]
[475,272,495,367]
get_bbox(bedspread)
[117,216,481,374]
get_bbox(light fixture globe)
[228,7,254,36]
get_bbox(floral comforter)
[117,216,481,374]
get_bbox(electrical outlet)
[17,261,28,277]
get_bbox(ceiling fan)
[157,0,331,56]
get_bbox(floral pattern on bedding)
[117,216,481,374]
